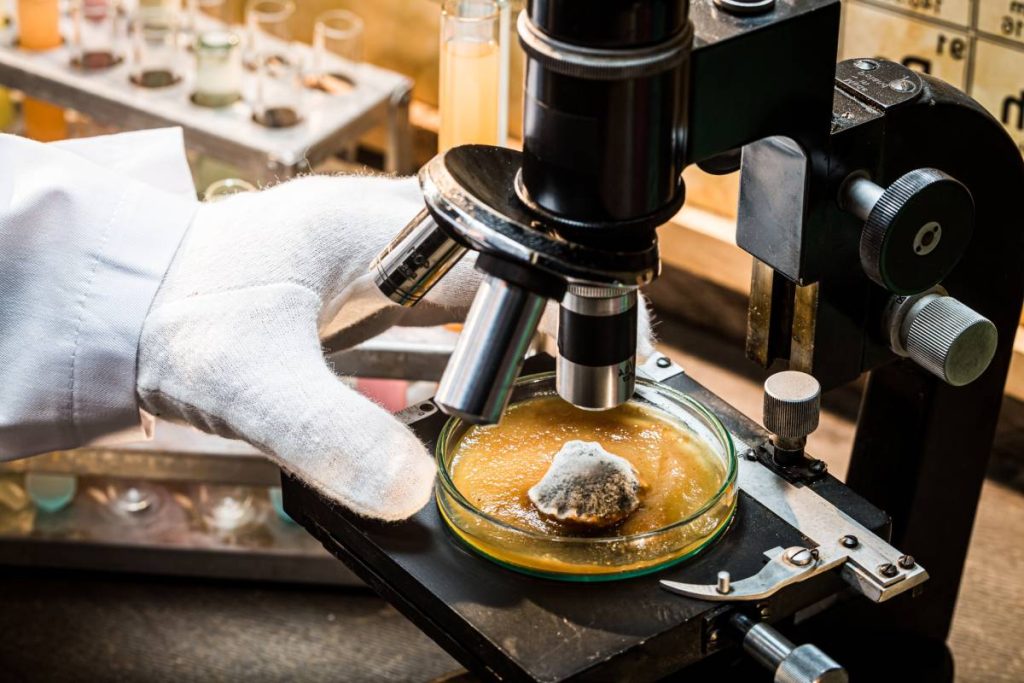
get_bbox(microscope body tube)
[518,0,690,231]
[434,274,547,424]
[556,286,638,409]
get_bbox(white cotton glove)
[137,174,656,521]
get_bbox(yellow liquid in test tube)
[16,0,61,51]
[439,39,500,152]
[23,97,67,142]
[0,88,15,132]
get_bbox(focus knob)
[888,292,998,387]
[841,169,974,295]
[763,371,821,452]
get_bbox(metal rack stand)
[0,21,414,180]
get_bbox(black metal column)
[846,76,1024,642]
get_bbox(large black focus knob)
[841,169,974,295]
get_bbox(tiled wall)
[841,0,1024,156]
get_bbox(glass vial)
[192,29,242,107]
[16,0,61,50]
[22,97,67,141]
[1,1,14,47]
[25,472,76,513]
[130,4,180,88]
[438,0,503,152]
[248,0,300,128]
[310,9,362,94]
[184,0,226,39]
[196,485,256,533]
[71,0,122,70]
[203,176,255,201]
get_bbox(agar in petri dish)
[435,372,738,581]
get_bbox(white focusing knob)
[897,293,998,387]
[763,371,821,445]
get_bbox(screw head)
[913,221,943,256]
[898,554,916,569]
[853,58,879,71]
[785,547,818,567]
[840,535,859,549]
[656,356,671,368]
[878,563,899,578]
[708,628,721,644]
[809,459,827,475]
[889,78,916,93]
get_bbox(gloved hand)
[137,174,655,521]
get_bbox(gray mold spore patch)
[527,440,643,529]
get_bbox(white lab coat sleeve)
[0,128,198,459]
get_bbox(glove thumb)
[139,284,435,520]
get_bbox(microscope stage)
[282,358,888,682]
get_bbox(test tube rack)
[0,17,414,181]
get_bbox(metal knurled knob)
[903,295,998,387]
[855,168,974,295]
[763,371,821,441]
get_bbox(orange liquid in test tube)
[17,0,62,50]
[23,97,68,142]
[439,38,500,151]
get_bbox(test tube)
[192,29,242,107]
[130,3,181,87]
[310,9,362,95]
[0,87,15,132]
[71,0,122,69]
[16,0,61,50]
[22,96,67,141]
[1,1,13,47]
[184,0,225,38]
[438,0,502,151]
[248,0,301,127]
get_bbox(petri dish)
[435,372,738,581]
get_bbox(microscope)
[284,0,1024,680]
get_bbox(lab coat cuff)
[72,186,197,447]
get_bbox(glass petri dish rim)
[434,371,738,547]
[438,500,736,582]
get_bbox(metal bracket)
[395,401,439,426]
[638,354,684,383]
[661,434,929,603]
[664,545,836,602]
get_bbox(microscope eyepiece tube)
[434,274,548,425]
[556,285,638,410]
[372,208,468,306]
